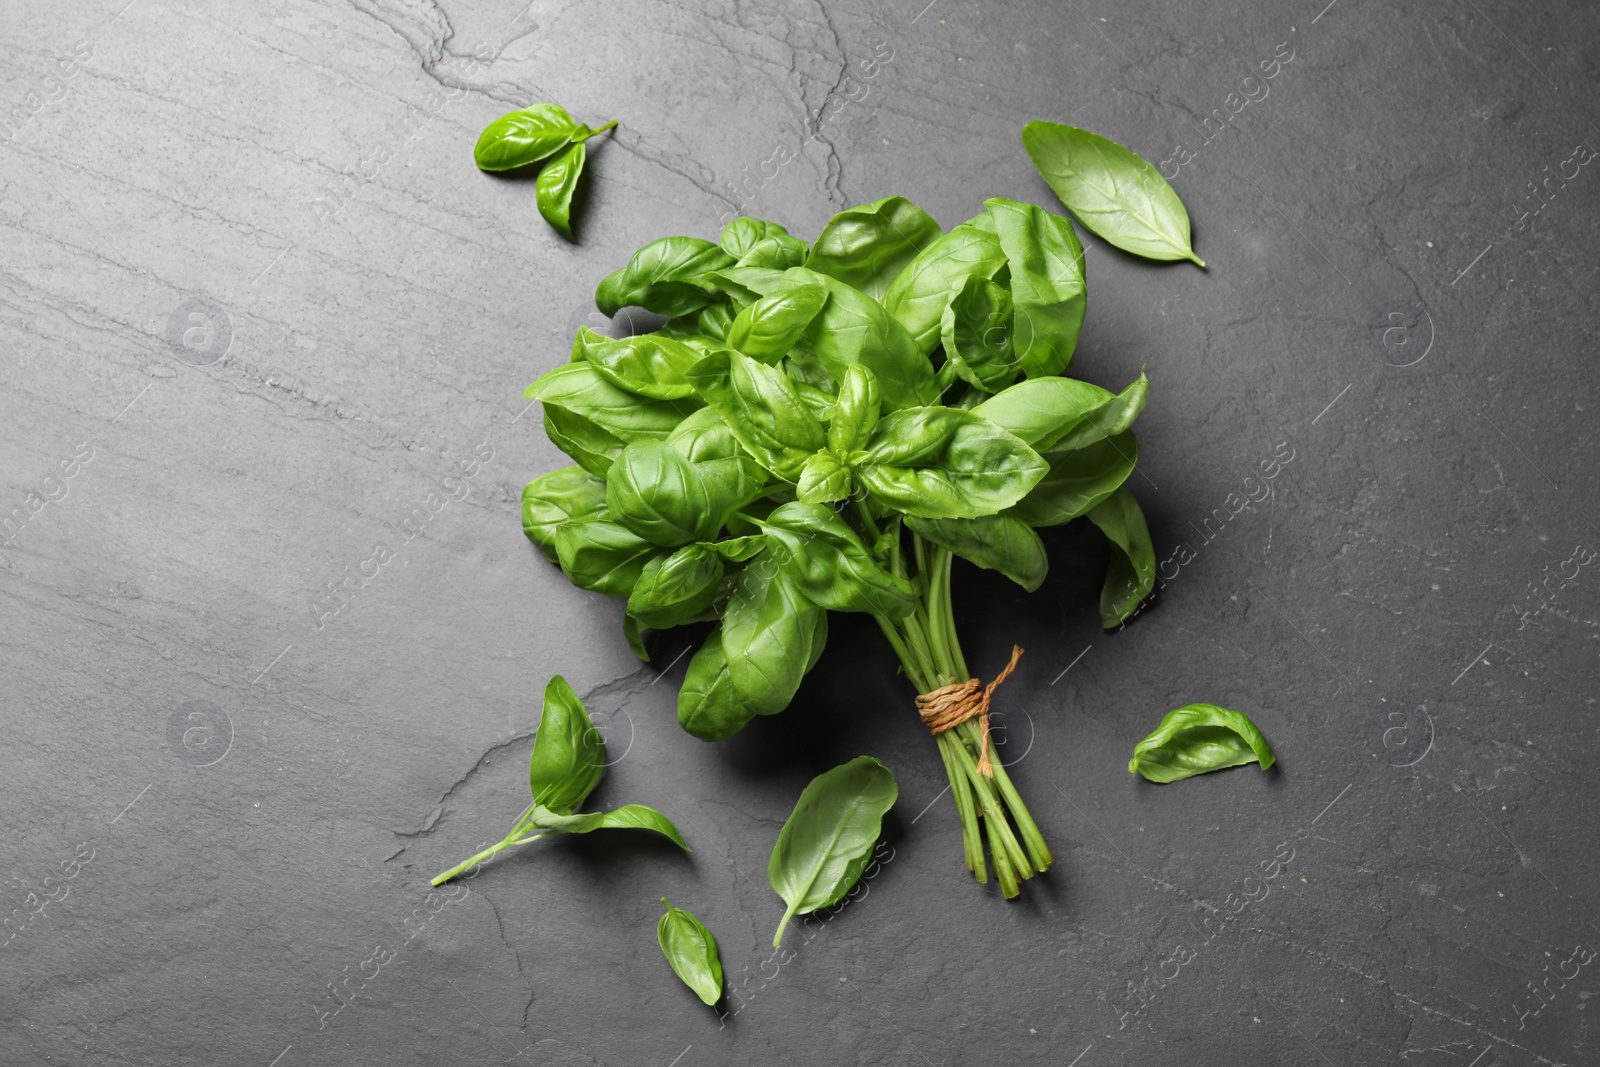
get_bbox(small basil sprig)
[656,898,724,1006]
[474,104,616,238]
[769,756,897,947]
[431,676,688,885]
[1128,705,1275,783]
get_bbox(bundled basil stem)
[522,194,1162,897]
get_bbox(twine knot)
[915,646,1024,776]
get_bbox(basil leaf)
[521,466,608,562]
[623,612,650,662]
[722,563,822,715]
[827,363,880,455]
[796,451,851,504]
[595,237,737,317]
[805,196,943,300]
[606,440,720,547]
[882,221,1007,354]
[685,349,827,480]
[769,756,897,947]
[941,275,1020,392]
[720,217,791,258]
[535,140,584,238]
[760,502,918,618]
[1128,705,1275,783]
[474,104,576,171]
[986,197,1086,378]
[726,284,828,362]
[970,376,1114,451]
[1022,120,1205,267]
[542,406,620,476]
[539,804,690,849]
[627,543,725,629]
[699,265,791,308]
[1085,486,1155,628]
[528,675,604,814]
[735,234,810,271]
[905,514,1048,593]
[527,362,698,459]
[660,302,737,344]
[657,899,724,1006]
[792,270,941,412]
[1048,372,1149,453]
[665,407,771,514]
[677,628,757,741]
[856,407,1047,519]
[554,520,662,596]
[707,535,767,562]
[574,326,703,400]
[1010,430,1138,528]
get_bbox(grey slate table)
[4,1,1598,1064]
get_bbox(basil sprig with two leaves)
[657,898,724,1006]
[1128,705,1275,783]
[474,103,617,238]
[431,676,687,886]
[518,157,1205,897]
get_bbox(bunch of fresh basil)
[520,183,1173,896]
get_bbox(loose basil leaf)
[623,613,650,661]
[721,564,821,715]
[1128,705,1274,783]
[905,514,1048,593]
[595,237,737,317]
[726,284,828,362]
[720,217,791,258]
[1022,120,1205,267]
[627,543,725,629]
[474,104,577,171]
[882,222,1007,354]
[536,141,585,238]
[606,440,720,547]
[521,466,608,562]
[677,628,757,741]
[856,407,1048,519]
[828,363,881,454]
[1049,372,1149,453]
[706,535,767,562]
[1010,430,1138,528]
[986,197,1086,378]
[941,275,1020,392]
[658,899,724,1006]
[685,349,827,480]
[805,196,943,301]
[527,362,697,457]
[1085,486,1155,628]
[528,675,604,814]
[972,376,1114,451]
[554,520,662,597]
[736,234,810,271]
[539,804,690,849]
[572,327,705,400]
[797,451,851,504]
[760,502,918,618]
[769,756,898,947]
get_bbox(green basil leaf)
[677,628,757,741]
[796,450,852,504]
[1049,373,1149,453]
[905,514,1048,593]
[539,804,690,849]
[971,376,1115,451]
[595,237,737,317]
[769,756,897,947]
[706,535,767,562]
[554,520,662,596]
[735,234,810,271]
[574,326,703,400]
[1128,705,1274,783]
[623,612,650,661]
[659,302,736,344]
[882,222,1007,354]
[685,349,827,480]
[665,406,772,515]
[606,440,720,546]
[521,466,608,562]
[528,674,604,814]
[657,899,724,1006]
[804,196,943,300]
[827,363,881,454]
[699,265,791,308]
[793,270,941,412]
[541,406,618,476]
[726,284,828,362]
[722,563,821,715]
[1086,486,1155,628]
[474,104,576,171]
[627,543,725,629]
[1022,121,1205,267]
[527,362,698,459]
[720,217,792,257]
[986,197,1086,378]
[1010,430,1139,528]
[535,140,585,238]
[856,407,1047,519]
[759,502,916,618]
[941,275,1020,392]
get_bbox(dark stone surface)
[3,1,1598,1064]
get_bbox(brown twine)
[915,645,1024,776]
